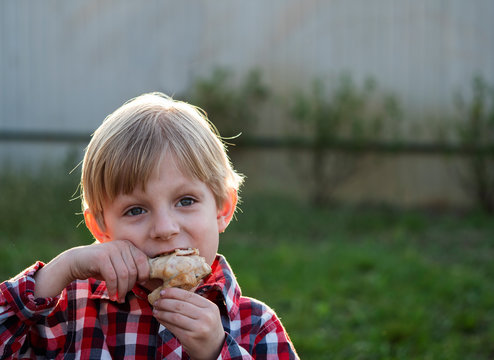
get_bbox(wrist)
[33,249,74,298]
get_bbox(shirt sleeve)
[218,314,299,360]
[0,262,61,358]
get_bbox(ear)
[84,209,111,243]
[217,189,238,233]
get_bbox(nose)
[150,208,180,241]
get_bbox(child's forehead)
[122,151,200,192]
[152,151,196,181]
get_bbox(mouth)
[151,247,195,258]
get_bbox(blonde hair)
[81,92,243,227]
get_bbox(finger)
[98,258,119,301]
[152,306,197,332]
[153,304,225,358]
[156,320,190,343]
[129,245,150,283]
[121,245,138,295]
[109,251,131,303]
[159,288,209,308]
[153,295,221,331]
[154,298,199,319]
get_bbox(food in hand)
[147,248,211,304]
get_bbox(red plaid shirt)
[0,254,298,359]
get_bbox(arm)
[34,240,150,303]
[0,262,61,358]
[0,240,150,358]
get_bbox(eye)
[125,207,147,216]
[177,197,195,207]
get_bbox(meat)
[147,248,211,304]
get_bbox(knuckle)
[173,300,184,312]
[154,299,165,309]
[86,262,99,276]
[136,259,149,277]
[138,255,150,270]
[103,263,117,280]
[131,248,150,277]
[195,324,209,338]
[183,290,194,301]
[106,273,117,284]
[119,269,129,280]
[204,312,217,326]
[170,313,182,324]
[123,239,134,247]
[127,264,137,277]
[95,251,107,264]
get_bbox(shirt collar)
[196,254,242,319]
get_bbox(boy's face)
[87,152,234,268]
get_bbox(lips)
[151,247,192,258]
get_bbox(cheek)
[195,224,220,265]
[202,246,218,266]
[106,219,145,243]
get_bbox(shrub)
[290,73,401,205]
[186,67,270,138]
[452,75,494,213]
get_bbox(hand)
[69,240,150,302]
[34,240,150,302]
[152,288,225,360]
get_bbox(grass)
[222,196,494,359]
[1,165,494,359]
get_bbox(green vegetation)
[0,162,92,278]
[289,74,402,205]
[451,75,494,213]
[223,194,494,359]
[1,166,494,359]
[184,68,494,212]
[185,67,270,138]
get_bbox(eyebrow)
[172,181,207,197]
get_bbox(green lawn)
[1,166,494,359]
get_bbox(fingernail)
[160,289,166,296]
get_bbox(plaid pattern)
[0,255,298,359]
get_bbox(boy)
[0,93,298,359]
